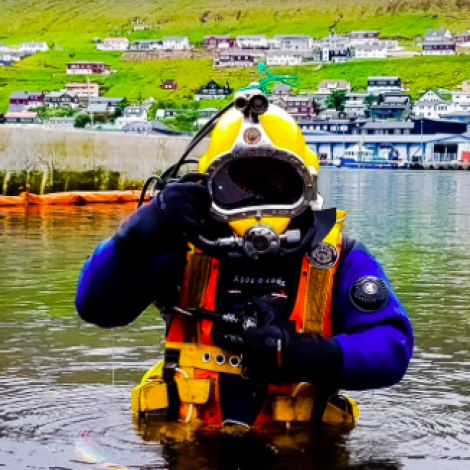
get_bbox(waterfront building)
[194,80,233,101]
[47,117,76,128]
[422,41,456,56]
[424,29,452,42]
[272,35,313,50]
[367,76,403,94]
[353,43,388,59]
[317,80,351,94]
[9,91,45,110]
[441,112,470,126]
[4,111,39,124]
[203,35,235,49]
[19,41,49,53]
[115,106,148,129]
[96,38,129,51]
[214,49,259,68]
[236,35,269,49]
[160,80,178,90]
[162,36,190,50]
[450,91,470,112]
[303,118,469,166]
[65,82,100,99]
[66,61,111,75]
[45,91,80,109]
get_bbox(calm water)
[1,170,470,470]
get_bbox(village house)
[317,80,351,94]
[412,90,452,119]
[272,35,313,50]
[353,43,388,59]
[131,40,163,51]
[0,53,12,66]
[45,91,80,109]
[66,61,111,75]
[115,105,148,129]
[156,108,187,119]
[203,35,235,49]
[194,80,233,101]
[369,93,412,120]
[282,95,316,121]
[0,43,10,53]
[214,49,260,68]
[86,103,110,119]
[455,29,470,47]
[161,79,178,90]
[19,41,49,53]
[450,91,470,112]
[343,93,370,117]
[272,83,292,97]
[266,50,304,66]
[96,38,129,51]
[367,76,403,94]
[422,41,456,56]
[461,78,470,92]
[4,111,39,125]
[424,29,452,42]
[236,35,269,49]
[317,34,350,49]
[322,45,351,63]
[89,97,123,113]
[9,91,45,110]
[349,31,380,46]
[65,82,100,100]
[383,39,401,51]
[162,36,190,50]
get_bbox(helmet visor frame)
[205,149,317,222]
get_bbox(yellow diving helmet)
[197,89,322,259]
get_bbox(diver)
[76,84,414,429]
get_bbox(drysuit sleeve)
[333,240,414,390]
[75,237,186,328]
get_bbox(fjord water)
[1,169,469,470]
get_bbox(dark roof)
[10,91,43,99]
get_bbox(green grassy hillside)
[1,0,470,112]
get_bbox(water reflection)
[0,170,470,469]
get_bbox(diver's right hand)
[113,173,211,258]
[157,173,212,237]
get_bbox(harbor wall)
[0,127,207,195]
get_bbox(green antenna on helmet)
[238,63,300,95]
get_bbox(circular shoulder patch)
[349,276,389,312]
[307,242,338,270]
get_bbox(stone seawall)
[0,127,207,195]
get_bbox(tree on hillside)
[325,90,347,111]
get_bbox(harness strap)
[163,348,181,420]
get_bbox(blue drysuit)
[76,234,413,391]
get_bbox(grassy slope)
[1,0,470,112]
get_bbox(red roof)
[6,111,37,118]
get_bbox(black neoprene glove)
[114,173,211,258]
[242,325,343,386]
[211,296,280,353]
